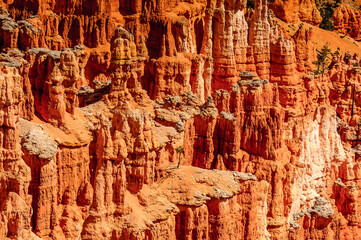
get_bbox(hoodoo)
[1,0,361,239]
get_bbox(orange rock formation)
[1,0,361,239]
[269,0,322,25]
[334,4,361,40]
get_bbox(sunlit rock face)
[269,0,322,25]
[333,4,361,41]
[1,0,361,239]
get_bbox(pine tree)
[313,43,332,74]
[316,0,342,31]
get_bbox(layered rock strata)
[334,4,361,41]
[0,0,361,240]
[269,0,322,25]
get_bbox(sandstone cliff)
[0,0,361,239]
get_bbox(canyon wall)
[269,0,322,25]
[333,4,361,40]
[0,0,361,239]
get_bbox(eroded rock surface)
[0,0,361,239]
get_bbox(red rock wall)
[0,0,361,240]
[334,4,361,41]
[269,0,322,25]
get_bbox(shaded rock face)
[0,0,361,240]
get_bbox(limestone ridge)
[0,0,361,239]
